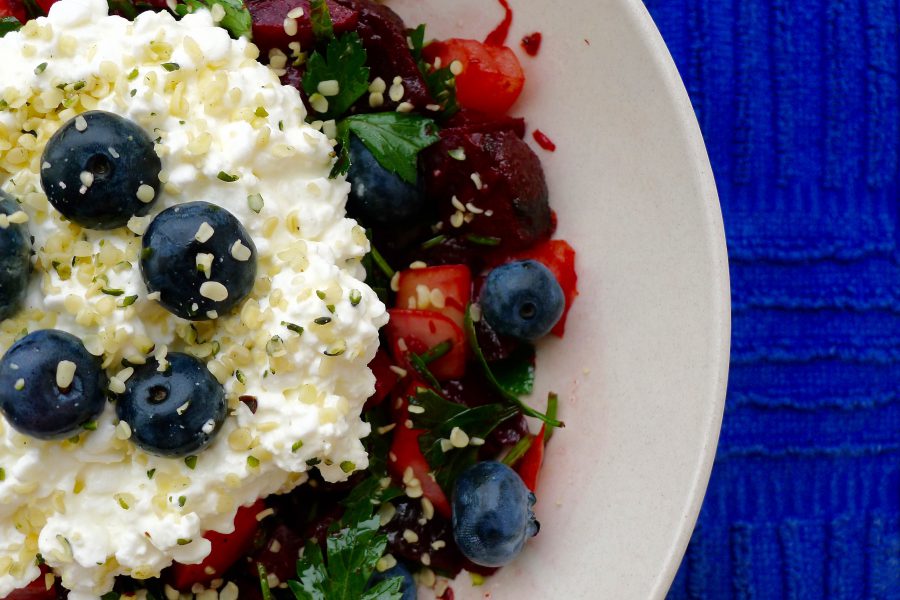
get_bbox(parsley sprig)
[309,0,334,41]
[287,501,403,600]
[0,17,21,37]
[409,24,459,119]
[302,32,371,120]
[332,113,440,182]
[409,387,519,492]
[175,0,252,39]
[464,306,564,428]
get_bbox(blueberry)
[346,136,426,226]
[0,330,107,439]
[41,111,162,230]
[0,193,31,321]
[366,563,416,600]
[116,352,226,457]
[452,461,539,567]
[141,201,257,321]
[479,260,564,341]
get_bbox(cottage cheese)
[0,0,387,596]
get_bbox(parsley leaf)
[334,113,440,183]
[409,387,519,492]
[288,507,403,600]
[175,0,252,39]
[302,32,370,120]
[0,17,21,37]
[309,0,334,41]
[464,306,564,428]
[409,24,459,119]
[491,345,536,396]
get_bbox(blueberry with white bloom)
[0,193,31,321]
[345,136,426,226]
[116,352,226,457]
[452,461,540,567]
[141,201,257,320]
[0,330,107,439]
[479,260,565,341]
[41,111,162,229]
[366,562,416,600]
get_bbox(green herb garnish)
[302,32,370,120]
[287,503,403,600]
[409,24,459,118]
[175,0,252,39]
[464,306,563,427]
[309,0,334,41]
[409,387,518,492]
[0,17,21,38]
[333,113,439,183]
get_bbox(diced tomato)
[516,425,545,492]
[0,0,27,22]
[385,309,467,380]
[396,265,471,328]
[388,420,452,518]
[169,499,266,590]
[510,239,578,336]
[3,565,57,600]
[423,38,524,116]
[365,349,400,409]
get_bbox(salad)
[0,0,578,598]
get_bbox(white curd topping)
[0,0,387,596]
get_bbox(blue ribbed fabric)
[642,1,900,598]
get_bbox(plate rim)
[622,0,731,596]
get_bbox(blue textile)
[642,1,900,598]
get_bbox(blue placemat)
[642,0,900,597]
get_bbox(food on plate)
[0,0,577,597]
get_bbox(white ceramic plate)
[387,1,730,598]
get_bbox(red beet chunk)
[443,110,526,138]
[247,0,359,54]
[382,497,499,577]
[333,0,434,111]
[421,125,552,256]
[245,523,307,585]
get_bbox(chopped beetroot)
[244,523,307,585]
[246,0,359,55]
[421,125,552,259]
[382,497,497,577]
[443,110,526,138]
[333,0,434,111]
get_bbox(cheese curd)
[0,0,387,596]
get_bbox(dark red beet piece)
[382,498,497,577]
[246,0,359,54]
[333,0,434,111]
[421,125,552,257]
[244,523,307,586]
[443,110,526,138]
